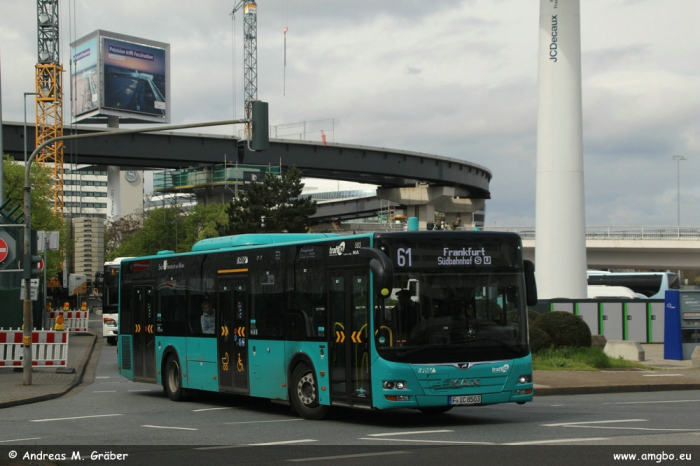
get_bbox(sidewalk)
[0,337,698,409]
[0,330,97,409]
[534,344,700,396]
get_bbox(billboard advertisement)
[70,30,170,124]
[71,36,99,118]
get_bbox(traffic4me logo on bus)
[438,247,492,266]
[328,241,361,257]
[328,242,345,257]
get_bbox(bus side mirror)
[358,247,394,300]
[524,260,538,307]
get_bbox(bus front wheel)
[290,363,328,420]
[164,355,185,401]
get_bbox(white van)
[587,285,641,299]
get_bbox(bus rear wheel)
[164,355,185,401]
[290,363,328,420]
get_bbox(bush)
[534,311,591,348]
[528,309,541,325]
[528,325,552,354]
[510,309,542,325]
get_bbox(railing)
[153,164,281,192]
[483,226,700,240]
[312,222,407,235]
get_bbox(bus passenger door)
[329,270,371,407]
[217,277,249,394]
[132,285,156,382]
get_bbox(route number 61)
[397,248,412,267]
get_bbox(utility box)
[665,290,700,360]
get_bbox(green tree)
[180,202,227,251]
[2,155,64,278]
[104,210,145,260]
[217,166,317,235]
[109,206,182,257]
[107,203,227,258]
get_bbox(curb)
[535,383,700,397]
[0,331,98,409]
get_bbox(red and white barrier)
[0,330,69,367]
[44,310,89,332]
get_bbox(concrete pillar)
[377,186,484,231]
[535,0,588,298]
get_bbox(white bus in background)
[587,285,643,299]
[587,270,680,299]
[94,257,132,345]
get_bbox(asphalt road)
[0,316,698,465]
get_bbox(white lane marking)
[604,399,700,405]
[223,419,303,425]
[0,438,41,443]
[192,407,234,412]
[93,390,117,393]
[560,426,700,432]
[128,389,156,392]
[247,439,317,446]
[367,430,453,437]
[643,374,684,377]
[143,425,198,431]
[360,437,492,445]
[287,451,410,462]
[95,376,111,379]
[31,414,123,422]
[194,446,248,451]
[543,419,646,427]
[504,438,609,445]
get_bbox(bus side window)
[285,309,310,340]
[188,294,206,335]
[158,289,187,336]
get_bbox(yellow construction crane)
[35,0,64,218]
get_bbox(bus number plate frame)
[449,395,481,405]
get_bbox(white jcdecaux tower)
[535,0,588,299]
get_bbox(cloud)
[1,0,699,229]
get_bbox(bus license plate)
[449,395,481,405]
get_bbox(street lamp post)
[0,54,4,205]
[672,155,686,227]
[24,92,38,164]
[22,118,249,385]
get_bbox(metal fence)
[483,226,700,240]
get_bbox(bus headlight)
[517,375,532,384]
[383,381,407,390]
[104,318,117,327]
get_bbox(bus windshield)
[373,232,530,365]
[375,272,528,364]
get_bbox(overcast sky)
[1,0,699,227]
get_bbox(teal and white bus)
[118,230,537,419]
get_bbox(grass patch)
[532,347,651,371]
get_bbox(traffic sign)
[0,238,7,263]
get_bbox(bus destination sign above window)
[386,240,518,270]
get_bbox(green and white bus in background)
[118,230,537,419]
[96,257,132,346]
